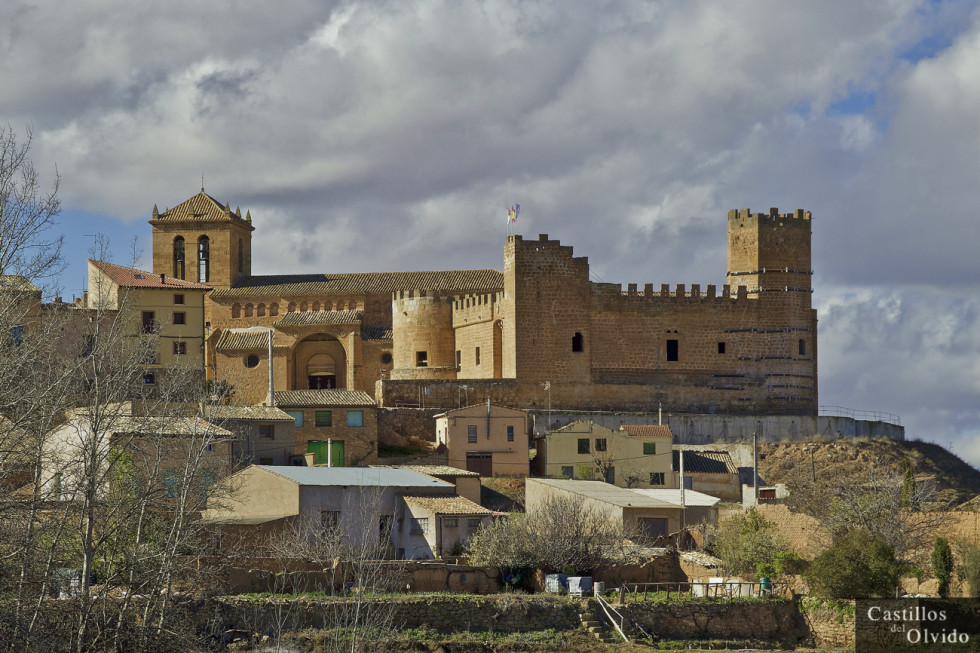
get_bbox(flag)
[515,204,520,220]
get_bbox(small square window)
[287,410,304,427]
[346,410,363,427]
[257,424,274,439]
[506,425,514,442]
[142,373,155,385]
[577,438,590,454]
[315,410,332,427]
[595,438,607,452]
[717,341,726,354]
[173,312,186,325]
[416,351,428,367]
[572,332,584,352]
[650,472,665,486]
[173,294,185,305]
[411,517,428,534]
[173,341,187,356]
[666,339,679,361]
[163,471,178,498]
[643,442,657,455]
[799,339,806,356]
[455,350,461,367]
[467,518,481,529]
[467,425,478,443]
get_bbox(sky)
[2,0,980,468]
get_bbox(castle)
[149,191,817,418]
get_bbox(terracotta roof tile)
[362,326,394,341]
[206,405,295,422]
[149,190,253,228]
[215,327,274,351]
[403,495,492,515]
[89,260,211,290]
[210,269,503,299]
[620,424,674,438]
[274,310,362,327]
[274,390,376,407]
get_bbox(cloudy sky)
[3,0,979,466]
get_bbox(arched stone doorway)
[292,333,347,390]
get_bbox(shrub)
[709,507,790,579]
[959,542,980,598]
[806,529,900,599]
[931,537,953,598]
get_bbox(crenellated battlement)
[593,282,750,305]
[728,207,812,223]
[453,291,504,327]
[392,289,456,304]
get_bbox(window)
[577,438,590,454]
[506,425,514,442]
[205,443,214,452]
[198,236,210,283]
[799,339,806,356]
[315,410,332,427]
[173,237,185,279]
[9,325,23,345]
[321,511,340,529]
[173,293,185,305]
[142,373,156,385]
[455,350,461,367]
[595,438,607,452]
[649,472,665,486]
[244,354,259,368]
[444,518,458,528]
[287,410,304,427]
[572,331,584,352]
[173,341,187,356]
[643,442,657,455]
[200,469,216,497]
[467,518,481,529]
[475,347,481,365]
[381,352,393,365]
[257,424,274,439]
[141,311,155,333]
[163,470,177,498]
[467,425,478,443]
[561,466,573,479]
[666,339,679,361]
[411,517,428,534]
[717,341,726,354]
[416,351,428,367]
[173,311,186,325]
[346,410,364,427]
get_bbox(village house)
[434,403,529,476]
[372,465,482,504]
[672,449,741,502]
[274,389,378,466]
[205,404,297,466]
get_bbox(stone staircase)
[579,609,617,644]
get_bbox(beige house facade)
[402,495,493,559]
[274,389,378,467]
[434,403,528,476]
[534,421,673,488]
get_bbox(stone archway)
[307,353,337,389]
[292,333,348,390]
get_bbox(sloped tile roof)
[0,275,40,293]
[274,310,362,327]
[403,495,492,515]
[362,326,394,341]
[205,405,295,422]
[620,424,674,438]
[149,190,252,228]
[372,465,480,478]
[274,390,376,407]
[89,260,211,290]
[672,450,738,474]
[215,327,274,351]
[210,269,503,299]
[111,416,234,438]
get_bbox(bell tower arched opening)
[293,333,348,390]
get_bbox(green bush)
[959,542,980,598]
[805,529,900,599]
[931,537,953,598]
[709,507,789,579]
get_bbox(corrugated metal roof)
[672,450,738,474]
[632,488,721,507]
[362,325,393,341]
[274,310,362,327]
[403,495,492,515]
[89,260,212,290]
[149,190,253,228]
[206,405,295,422]
[210,269,503,299]
[256,465,451,488]
[215,327,274,351]
[620,424,674,438]
[274,390,376,407]
[527,479,674,508]
[372,465,480,478]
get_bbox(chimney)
[160,274,166,284]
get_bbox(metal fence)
[619,580,791,601]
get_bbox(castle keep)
[149,192,816,417]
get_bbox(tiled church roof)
[274,310,363,327]
[362,325,394,341]
[149,190,252,227]
[211,269,503,299]
[215,327,274,351]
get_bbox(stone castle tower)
[148,190,254,290]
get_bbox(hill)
[758,438,980,506]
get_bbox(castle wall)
[390,291,456,381]
[452,292,503,379]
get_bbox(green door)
[307,440,344,466]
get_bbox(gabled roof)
[109,416,234,438]
[89,260,211,290]
[434,403,526,418]
[527,478,719,509]
[0,275,40,293]
[672,450,738,474]
[205,405,296,422]
[620,424,673,438]
[632,488,721,508]
[274,390,376,407]
[148,190,253,229]
[274,310,363,328]
[215,327,274,351]
[403,495,492,515]
[210,269,503,299]
[255,465,451,489]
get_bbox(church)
[148,190,817,456]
